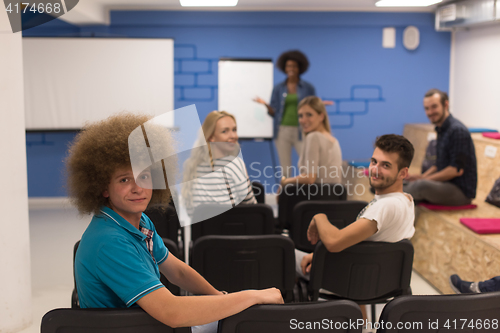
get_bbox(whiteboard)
[23,38,174,130]
[218,59,274,139]
[451,24,500,130]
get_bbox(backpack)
[486,178,500,208]
[421,139,437,174]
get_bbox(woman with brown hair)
[280,96,342,187]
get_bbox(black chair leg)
[371,304,376,323]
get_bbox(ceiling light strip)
[180,0,238,7]
[375,0,443,7]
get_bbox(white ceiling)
[61,0,448,25]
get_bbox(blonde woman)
[281,96,342,187]
[182,111,257,216]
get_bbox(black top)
[435,115,477,199]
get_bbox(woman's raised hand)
[253,96,267,105]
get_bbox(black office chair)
[160,238,182,296]
[191,203,275,242]
[41,308,190,333]
[71,240,80,308]
[191,235,296,302]
[278,183,346,230]
[72,238,182,308]
[251,181,266,204]
[218,300,363,333]
[303,239,414,321]
[290,200,367,252]
[377,292,500,333]
[144,203,183,257]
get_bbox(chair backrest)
[218,301,363,333]
[308,240,414,302]
[251,181,265,204]
[377,292,500,333]
[191,235,296,302]
[72,238,182,308]
[160,238,182,296]
[290,201,367,252]
[72,240,81,308]
[278,183,346,229]
[191,204,275,242]
[41,308,190,333]
[144,203,181,245]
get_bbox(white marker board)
[218,59,274,139]
[23,38,174,130]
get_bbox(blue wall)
[24,11,450,196]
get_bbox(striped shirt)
[188,156,256,215]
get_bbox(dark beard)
[432,111,447,125]
[369,176,397,191]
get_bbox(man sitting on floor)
[404,89,477,206]
[296,134,416,279]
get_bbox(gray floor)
[19,197,440,333]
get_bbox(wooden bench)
[404,124,500,294]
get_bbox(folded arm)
[424,165,464,182]
[301,215,378,274]
[407,165,436,181]
[136,285,282,328]
[308,214,378,253]
[137,254,283,328]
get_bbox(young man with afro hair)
[67,113,282,331]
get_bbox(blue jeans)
[479,276,500,292]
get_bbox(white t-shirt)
[357,192,415,242]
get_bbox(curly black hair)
[276,50,310,75]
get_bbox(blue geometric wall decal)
[26,133,55,147]
[324,85,385,129]
[338,101,366,113]
[174,44,218,103]
[330,114,352,128]
[174,46,385,127]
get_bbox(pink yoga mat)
[482,132,500,139]
[418,203,477,211]
[460,218,500,234]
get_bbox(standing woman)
[254,50,316,177]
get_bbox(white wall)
[450,23,500,129]
[0,9,32,333]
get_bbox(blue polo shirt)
[75,206,169,308]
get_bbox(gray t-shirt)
[298,131,342,184]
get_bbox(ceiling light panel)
[180,0,238,6]
[375,0,442,7]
